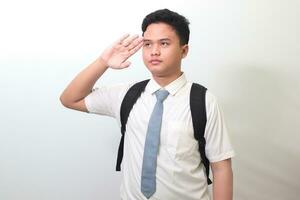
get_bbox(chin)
[150,70,172,78]
[146,66,164,75]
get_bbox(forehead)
[143,22,179,41]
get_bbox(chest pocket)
[166,121,199,160]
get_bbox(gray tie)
[141,89,169,199]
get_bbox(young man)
[60,9,234,200]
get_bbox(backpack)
[115,79,212,185]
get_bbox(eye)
[144,43,151,47]
[161,42,169,47]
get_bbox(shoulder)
[188,82,217,104]
[204,90,225,121]
[91,80,142,98]
[84,80,147,117]
[205,90,218,105]
[188,81,219,114]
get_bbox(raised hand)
[100,34,144,69]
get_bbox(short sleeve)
[84,83,133,119]
[204,91,235,163]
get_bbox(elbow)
[59,91,87,112]
[59,94,71,108]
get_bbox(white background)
[0,0,299,199]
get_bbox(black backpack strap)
[116,79,150,171]
[190,83,212,185]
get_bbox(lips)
[149,59,162,65]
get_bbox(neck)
[152,71,183,87]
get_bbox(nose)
[151,44,160,56]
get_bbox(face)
[142,23,188,79]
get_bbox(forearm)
[211,160,233,200]
[60,57,108,106]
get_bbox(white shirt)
[85,73,235,200]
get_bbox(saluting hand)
[100,34,144,69]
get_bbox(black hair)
[141,9,190,45]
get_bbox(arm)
[59,34,144,112]
[211,158,233,200]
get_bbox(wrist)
[97,56,109,68]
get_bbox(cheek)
[142,48,148,57]
[142,50,149,66]
[164,49,181,61]
[142,50,147,62]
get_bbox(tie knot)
[155,90,169,102]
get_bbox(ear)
[181,44,189,58]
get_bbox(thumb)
[120,61,131,69]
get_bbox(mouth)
[149,59,162,65]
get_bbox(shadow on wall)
[212,65,300,200]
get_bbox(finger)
[122,34,139,47]
[129,39,144,55]
[114,33,130,45]
[127,36,144,51]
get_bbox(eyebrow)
[143,38,171,42]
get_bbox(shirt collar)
[146,72,187,96]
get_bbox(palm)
[101,34,144,69]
